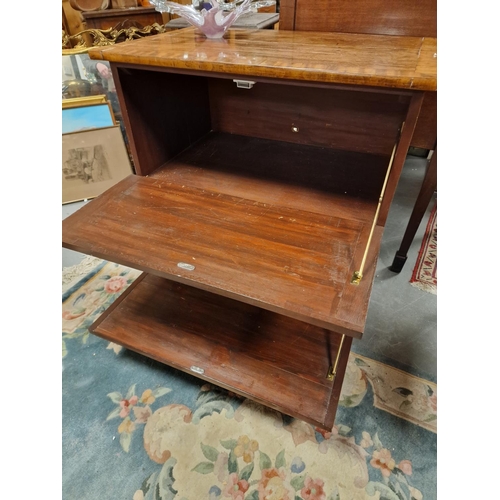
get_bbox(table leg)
[389,147,437,273]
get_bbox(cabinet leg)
[389,148,437,273]
[390,253,408,273]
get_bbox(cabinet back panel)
[209,79,410,156]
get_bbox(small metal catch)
[190,366,205,375]
[291,126,299,133]
[233,79,256,89]
[326,365,336,381]
[350,271,363,285]
[177,262,195,271]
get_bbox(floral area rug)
[62,258,437,500]
[410,204,437,295]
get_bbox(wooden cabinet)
[62,28,436,429]
[82,6,164,30]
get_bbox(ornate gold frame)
[62,23,168,54]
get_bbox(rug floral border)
[62,259,437,500]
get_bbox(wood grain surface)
[149,133,389,221]
[208,79,410,156]
[62,134,388,337]
[90,272,351,428]
[281,0,436,37]
[89,28,437,91]
[278,0,437,152]
[110,68,212,176]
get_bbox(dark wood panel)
[82,7,164,30]
[209,79,410,155]
[286,0,436,37]
[278,0,297,30]
[378,92,425,226]
[411,92,437,150]
[113,67,212,176]
[90,273,350,428]
[150,133,389,221]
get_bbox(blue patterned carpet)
[62,260,437,500]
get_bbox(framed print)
[62,100,116,134]
[62,126,133,204]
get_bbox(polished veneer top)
[88,28,437,91]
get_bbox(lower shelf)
[90,272,352,429]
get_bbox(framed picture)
[62,98,116,134]
[62,125,133,204]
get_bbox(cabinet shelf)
[63,132,387,336]
[90,273,350,429]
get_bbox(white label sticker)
[177,262,195,271]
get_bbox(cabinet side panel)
[378,92,424,226]
[114,67,212,176]
[411,92,437,150]
[209,80,410,156]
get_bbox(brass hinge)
[350,271,363,285]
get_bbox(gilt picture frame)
[62,95,108,109]
[62,97,116,134]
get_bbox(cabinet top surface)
[89,28,437,91]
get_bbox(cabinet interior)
[63,63,414,429]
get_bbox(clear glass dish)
[150,0,276,38]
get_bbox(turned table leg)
[390,147,437,273]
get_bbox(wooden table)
[62,28,437,429]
